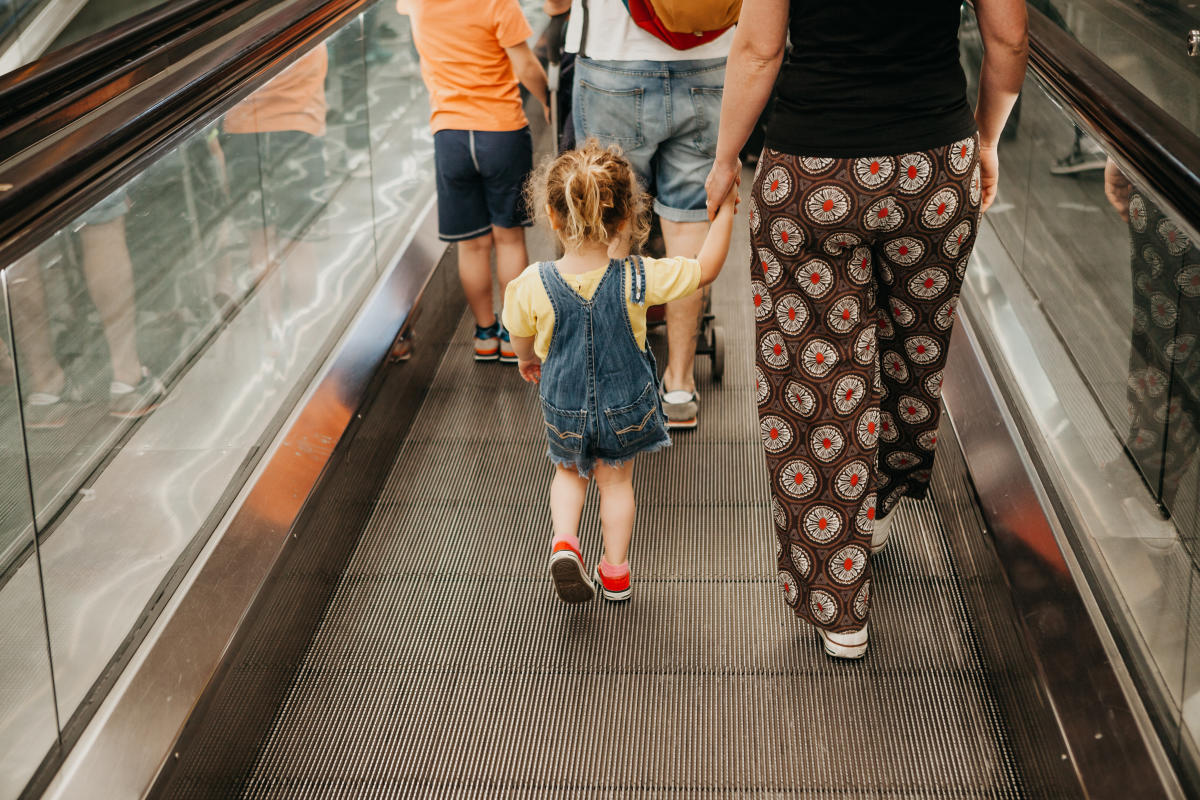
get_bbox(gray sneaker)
[659,379,699,430]
[1050,141,1106,175]
[109,368,165,419]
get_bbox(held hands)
[977,144,1000,213]
[704,157,742,222]
[518,356,542,384]
[1103,157,1132,221]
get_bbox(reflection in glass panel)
[8,22,385,726]
[960,4,1200,770]
[365,7,435,262]
[0,271,58,799]
[1030,0,1200,140]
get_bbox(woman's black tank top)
[764,1,977,157]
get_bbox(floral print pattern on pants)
[750,140,981,631]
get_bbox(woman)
[706,0,1028,658]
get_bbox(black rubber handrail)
[0,0,373,268]
[1023,7,1200,226]
[0,0,291,159]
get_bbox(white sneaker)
[818,624,869,659]
[871,512,895,553]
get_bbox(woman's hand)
[1103,157,1132,221]
[977,143,1000,213]
[518,357,541,384]
[705,157,741,221]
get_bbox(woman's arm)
[704,0,790,219]
[974,0,1029,211]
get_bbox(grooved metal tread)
[239,238,1029,798]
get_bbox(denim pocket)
[689,86,723,157]
[541,397,587,453]
[578,80,644,148]
[604,381,663,448]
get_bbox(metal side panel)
[225,203,1060,797]
[41,199,446,800]
[940,307,1180,799]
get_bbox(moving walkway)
[0,1,1195,797]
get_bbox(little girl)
[502,141,737,604]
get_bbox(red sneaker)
[594,561,632,602]
[548,538,594,603]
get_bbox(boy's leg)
[491,225,527,297]
[434,129,494,328]
[457,232,497,328]
[593,460,635,565]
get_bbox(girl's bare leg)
[594,460,635,566]
[549,464,589,542]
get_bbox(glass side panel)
[960,7,1200,784]
[3,5,435,736]
[1033,0,1200,139]
[0,271,58,800]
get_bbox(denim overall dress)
[537,257,671,474]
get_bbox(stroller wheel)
[710,325,725,382]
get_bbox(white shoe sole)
[549,549,594,603]
[819,625,869,659]
[660,388,699,430]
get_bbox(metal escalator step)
[239,250,1029,798]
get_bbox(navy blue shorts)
[434,127,533,241]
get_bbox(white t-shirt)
[565,0,733,62]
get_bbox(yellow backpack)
[648,0,741,35]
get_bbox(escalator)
[0,1,1194,798]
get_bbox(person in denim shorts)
[563,0,731,429]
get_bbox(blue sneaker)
[498,325,518,364]
[474,322,500,361]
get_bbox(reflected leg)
[78,217,143,387]
[6,251,66,397]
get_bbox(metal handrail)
[1023,7,1200,227]
[0,0,374,270]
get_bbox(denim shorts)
[434,127,533,241]
[573,57,725,223]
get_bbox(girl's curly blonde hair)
[526,139,650,251]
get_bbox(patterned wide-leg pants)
[1124,189,1200,527]
[749,139,981,631]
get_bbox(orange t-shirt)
[407,0,532,133]
[224,46,328,137]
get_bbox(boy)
[404,0,550,362]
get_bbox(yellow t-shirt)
[502,257,701,361]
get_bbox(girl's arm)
[704,0,790,219]
[511,335,541,383]
[697,187,738,287]
[974,0,1029,212]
